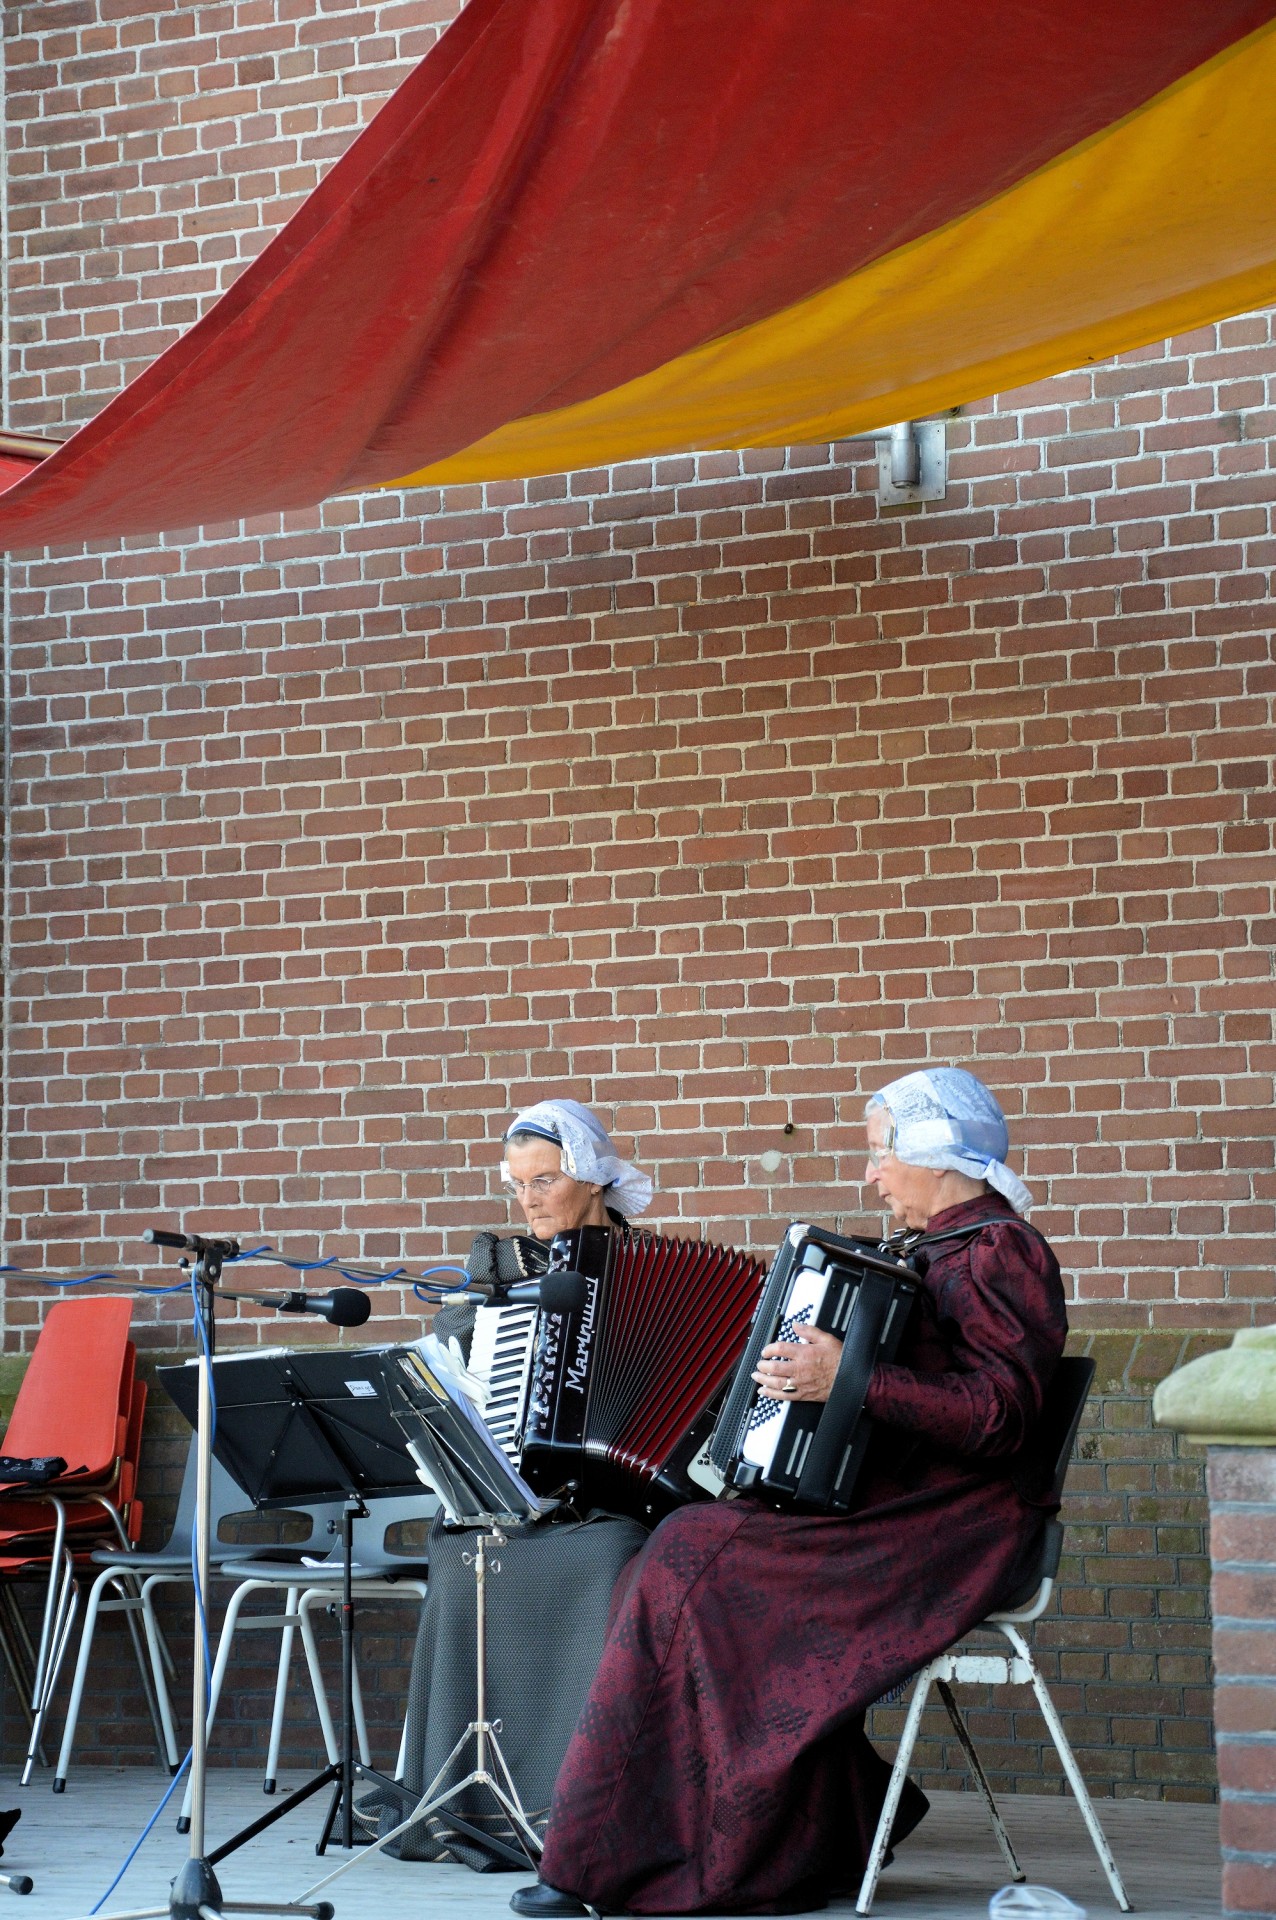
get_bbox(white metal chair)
[178,1490,436,1819]
[856,1357,1131,1916]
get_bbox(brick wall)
[3,0,1275,1797]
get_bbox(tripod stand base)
[299,1718,543,1905]
[70,1855,337,1920]
[172,1857,226,1920]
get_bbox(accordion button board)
[707,1222,917,1513]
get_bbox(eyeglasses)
[866,1122,896,1169]
[507,1173,566,1199]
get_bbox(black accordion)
[518,1225,767,1518]
[708,1221,917,1511]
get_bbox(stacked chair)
[0,1297,164,1783]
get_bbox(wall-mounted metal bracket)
[875,419,947,505]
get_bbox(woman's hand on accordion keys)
[754,1326,843,1403]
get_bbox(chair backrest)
[1032,1354,1096,1506]
[1,1298,134,1480]
[995,1355,1096,1608]
[158,1443,291,1559]
[118,1376,148,1511]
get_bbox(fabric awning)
[0,431,61,496]
[2,0,1276,547]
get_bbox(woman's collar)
[923,1190,1014,1235]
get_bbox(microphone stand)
[81,1229,336,1920]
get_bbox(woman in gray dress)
[384,1099,653,1871]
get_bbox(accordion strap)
[795,1269,900,1510]
[896,1215,1051,1265]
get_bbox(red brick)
[1223,1859,1276,1917]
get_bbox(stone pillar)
[1155,1328,1276,1920]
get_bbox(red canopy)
[3,0,1276,546]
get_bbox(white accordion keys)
[467,1302,539,1462]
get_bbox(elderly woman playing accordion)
[515,1067,1068,1918]
[386,1100,653,1870]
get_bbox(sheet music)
[386,1334,546,1523]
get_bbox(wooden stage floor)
[0,1769,1221,1920]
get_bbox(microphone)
[495,1270,589,1315]
[235,1287,373,1328]
[144,1227,241,1258]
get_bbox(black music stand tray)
[161,1344,431,1865]
[294,1344,550,1905]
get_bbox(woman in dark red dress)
[513,1068,1068,1917]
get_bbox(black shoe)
[510,1884,592,1918]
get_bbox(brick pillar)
[1156,1328,1276,1920]
[1209,1450,1276,1920]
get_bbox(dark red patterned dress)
[536,1194,1068,1914]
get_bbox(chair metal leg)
[298,1581,421,1777]
[296,1593,340,1763]
[934,1678,1024,1883]
[59,1566,187,1787]
[139,1568,185,1685]
[263,1589,303,1792]
[119,1583,170,1766]
[24,1500,68,1737]
[136,1576,181,1770]
[997,1623,1132,1913]
[856,1664,936,1916]
[21,1549,78,1783]
[52,1566,115,1789]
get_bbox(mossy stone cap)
[1153,1327,1276,1446]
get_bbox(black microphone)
[236,1287,372,1327]
[495,1270,589,1315]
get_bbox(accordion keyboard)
[467,1302,539,1462]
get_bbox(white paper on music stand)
[398,1333,545,1521]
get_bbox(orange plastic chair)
[0,1298,133,1478]
[0,1299,135,1774]
[0,1339,139,1542]
[0,1372,153,1768]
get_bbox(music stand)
[159,1343,435,1865]
[295,1343,551,1905]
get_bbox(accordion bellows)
[519,1225,767,1518]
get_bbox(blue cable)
[223,1246,473,1298]
[0,1265,189,1295]
[412,1264,471,1302]
[3,1247,475,1300]
[89,1750,192,1914]
[189,1270,218,1691]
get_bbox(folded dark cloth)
[0,1455,69,1486]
